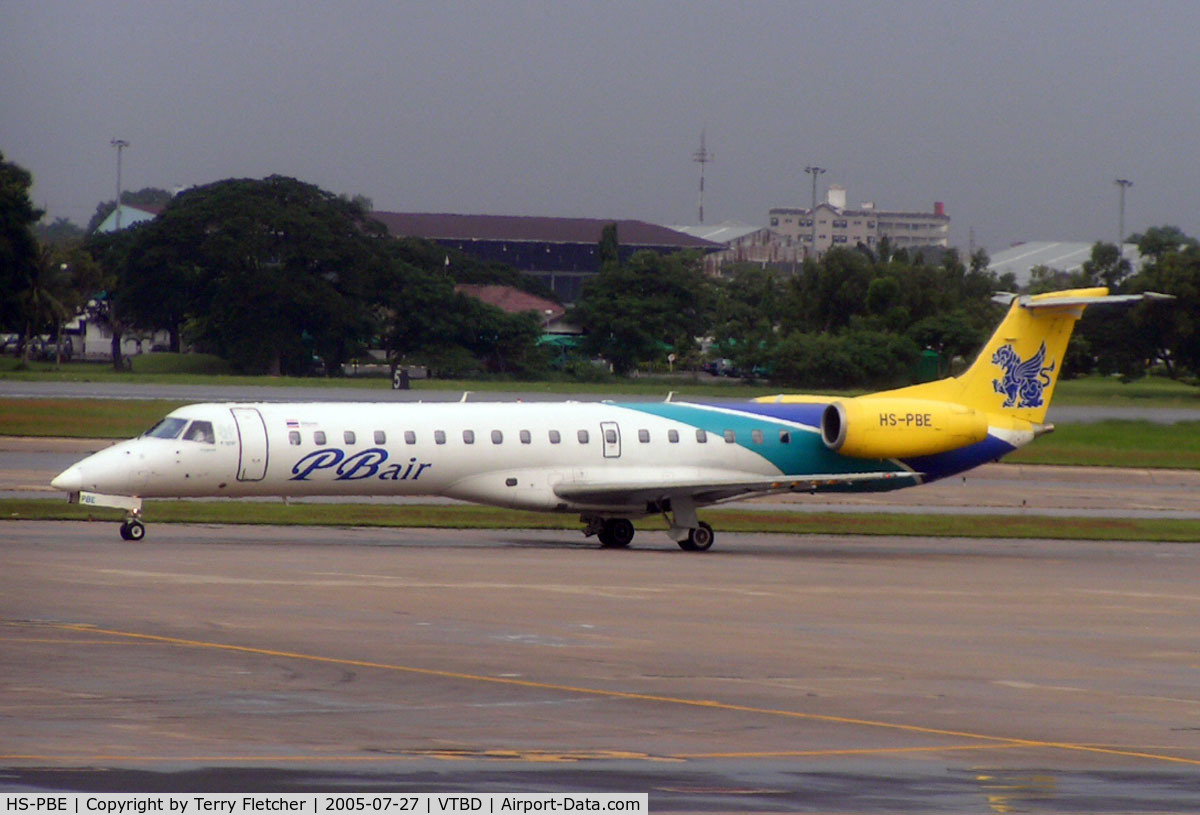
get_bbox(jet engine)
[821,398,989,459]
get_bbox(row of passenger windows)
[287,427,792,446]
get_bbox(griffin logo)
[992,342,1056,409]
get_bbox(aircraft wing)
[552,470,917,507]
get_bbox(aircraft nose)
[51,465,83,492]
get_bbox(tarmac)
[3,521,1200,810]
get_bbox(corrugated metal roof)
[371,212,722,249]
[988,241,1145,287]
[667,221,768,245]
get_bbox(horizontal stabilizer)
[993,291,1174,309]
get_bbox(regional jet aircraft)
[51,288,1166,550]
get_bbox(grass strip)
[3,499,1196,542]
[0,398,192,438]
[1004,420,1200,469]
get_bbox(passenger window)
[668,429,679,443]
[314,431,327,446]
[752,429,764,444]
[288,431,301,446]
[344,431,356,445]
[638,429,650,443]
[779,430,791,444]
[724,430,736,443]
[577,429,589,444]
[549,430,561,444]
[435,430,447,445]
[519,430,531,444]
[463,430,475,444]
[604,428,617,444]
[374,430,386,444]
[696,429,707,443]
[183,421,215,444]
[405,430,416,445]
[491,430,503,444]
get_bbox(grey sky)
[3,0,1197,254]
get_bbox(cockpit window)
[144,417,187,439]
[182,420,215,444]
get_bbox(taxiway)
[3,522,1199,810]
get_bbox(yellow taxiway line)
[5,621,1199,768]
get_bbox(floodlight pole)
[804,166,825,255]
[805,165,825,210]
[111,138,129,230]
[1115,177,1132,250]
[693,130,713,224]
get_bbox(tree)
[1079,242,1131,288]
[908,310,988,378]
[375,251,544,378]
[122,176,389,375]
[34,217,85,246]
[569,250,713,375]
[0,152,44,336]
[1127,242,1200,378]
[1132,225,1198,262]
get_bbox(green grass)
[1006,420,1200,469]
[2,499,1196,542]
[1051,375,1200,407]
[4,354,1197,405]
[0,398,193,438]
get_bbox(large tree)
[0,152,44,335]
[570,249,713,375]
[120,176,389,374]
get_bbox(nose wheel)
[119,518,146,541]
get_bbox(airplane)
[50,287,1168,550]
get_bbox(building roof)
[372,212,722,250]
[666,221,768,245]
[988,241,1145,288]
[769,203,948,220]
[454,284,565,321]
[94,204,160,233]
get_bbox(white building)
[769,185,950,258]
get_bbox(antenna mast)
[111,138,129,230]
[693,130,713,224]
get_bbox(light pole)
[804,165,825,210]
[1115,177,1132,251]
[804,166,825,256]
[111,138,129,230]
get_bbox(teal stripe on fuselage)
[621,402,910,482]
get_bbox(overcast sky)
[3,0,1197,253]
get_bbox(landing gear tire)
[119,520,146,541]
[678,521,714,552]
[598,518,635,548]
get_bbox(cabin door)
[600,421,621,459]
[231,407,269,481]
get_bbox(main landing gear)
[584,517,637,548]
[119,518,146,541]
[677,521,714,552]
[581,502,717,552]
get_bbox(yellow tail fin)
[879,287,1111,423]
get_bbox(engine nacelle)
[821,398,990,459]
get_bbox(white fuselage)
[54,401,792,514]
